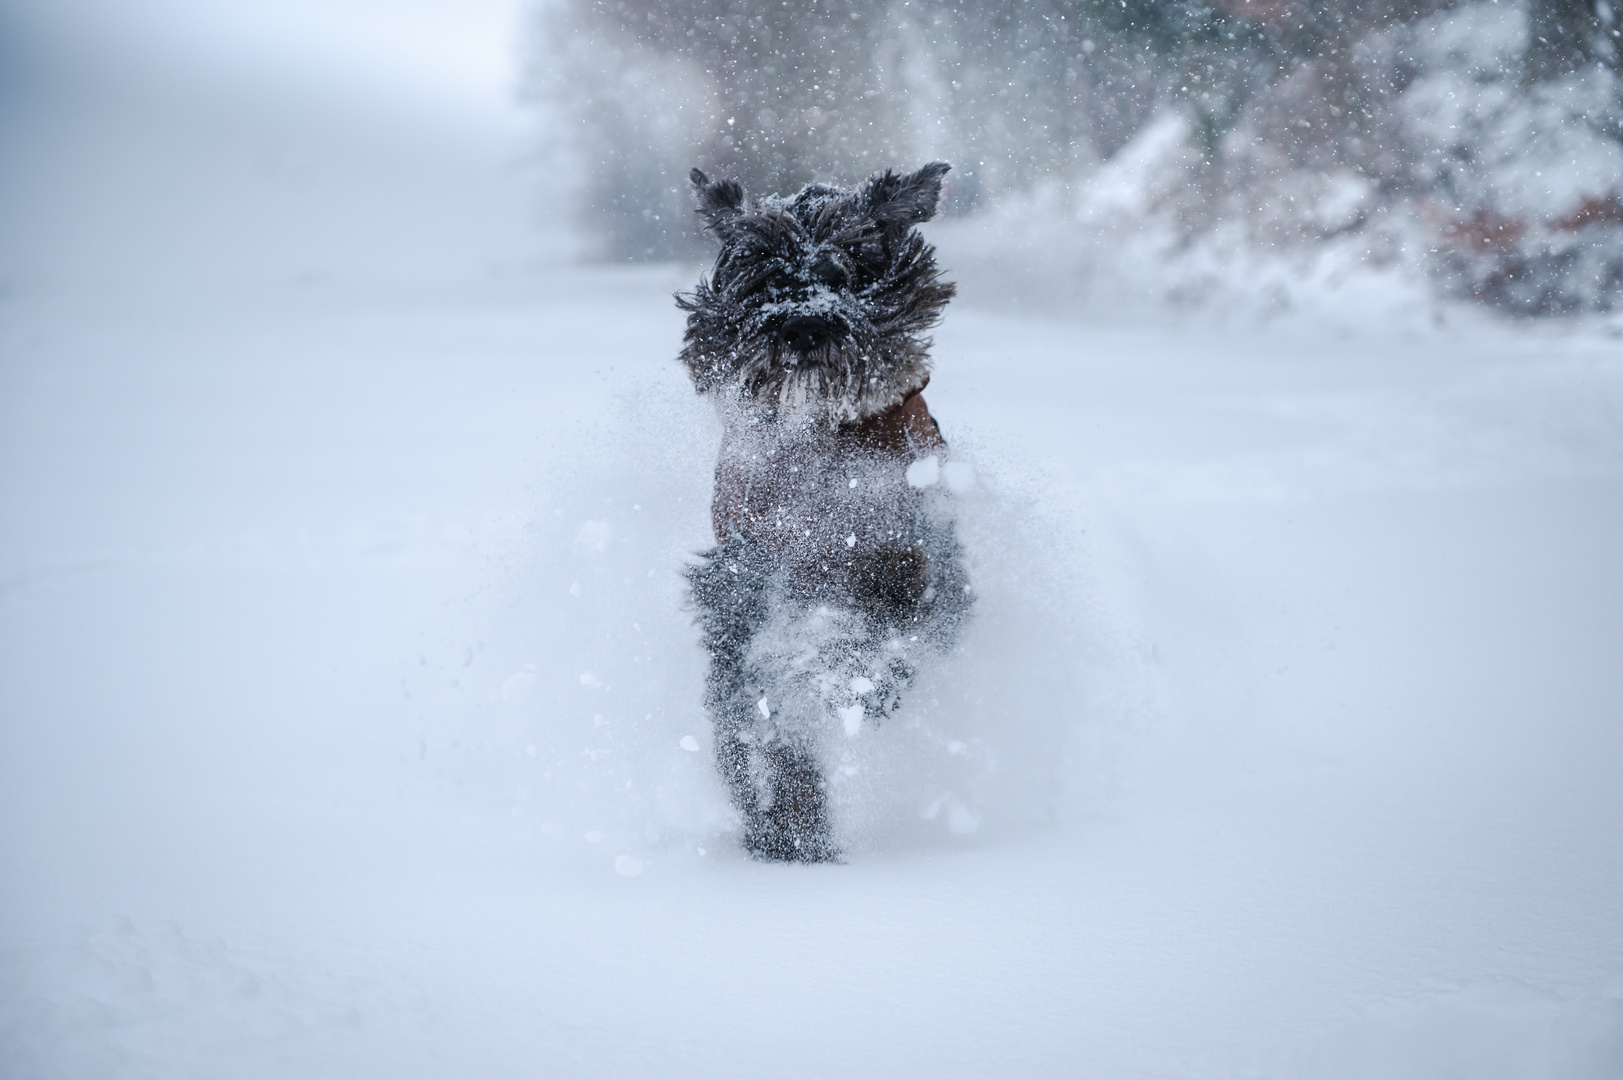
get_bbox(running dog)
[680,162,970,862]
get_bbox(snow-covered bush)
[1091,0,1623,316]
[532,0,1623,315]
[1400,2,1623,313]
[526,0,1269,257]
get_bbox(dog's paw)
[744,826,844,864]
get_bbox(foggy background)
[540,0,1623,318]
[2,1,1622,1077]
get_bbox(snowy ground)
[3,5,1622,1077]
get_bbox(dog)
[678,162,971,862]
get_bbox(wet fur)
[677,163,955,427]
[678,164,969,862]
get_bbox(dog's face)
[677,163,956,427]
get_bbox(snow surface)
[3,4,1623,1077]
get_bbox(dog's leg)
[693,536,825,857]
[705,643,764,827]
[747,741,838,862]
[688,537,845,863]
[710,634,839,863]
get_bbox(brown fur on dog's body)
[679,164,969,863]
[712,387,945,602]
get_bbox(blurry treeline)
[532,0,1623,314]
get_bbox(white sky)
[15,0,531,114]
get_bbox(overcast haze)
[2,2,1622,1077]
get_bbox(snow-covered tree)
[1401,1,1623,312]
[533,0,1623,313]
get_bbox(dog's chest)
[711,392,946,593]
[719,437,915,554]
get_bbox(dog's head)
[676,163,956,426]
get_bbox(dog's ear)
[691,168,745,236]
[866,162,950,231]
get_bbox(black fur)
[686,535,839,862]
[677,163,956,426]
[690,168,745,236]
[678,165,970,863]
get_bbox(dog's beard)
[679,239,952,426]
[715,331,931,427]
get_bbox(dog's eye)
[722,265,769,298]
[838,241,885,287]
[729,266,801,302]
[849,239,885,267]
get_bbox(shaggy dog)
[679,162,971,862]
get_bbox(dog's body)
[678,163,969,862]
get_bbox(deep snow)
[2,4,1622,1078]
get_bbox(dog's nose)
[779,315,833,353]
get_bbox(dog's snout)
[779,314,833,353]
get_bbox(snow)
[905,454,941,488]
[3,4,1623,1078]
[1403,6,1623,223]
